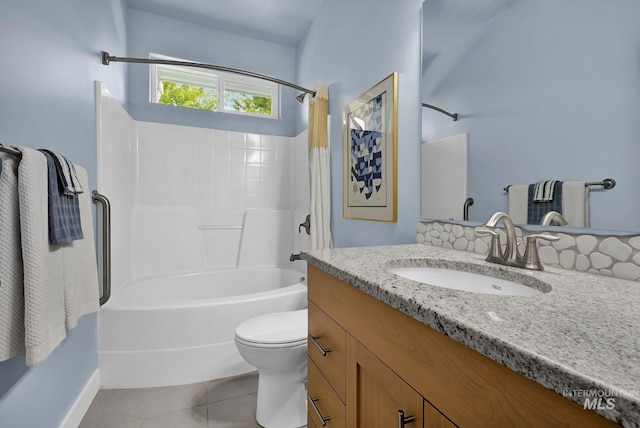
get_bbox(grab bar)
[91,191,111,306]
[463,197,474,221]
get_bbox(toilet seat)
[235,309,307,348]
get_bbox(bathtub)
[98,267,307,389]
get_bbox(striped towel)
[527,181,563,224]
[39,149,83,195]
[38,150,84,245]
[533,180,558,202]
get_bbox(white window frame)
[150,57,279,120]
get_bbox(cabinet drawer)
[308,301,346,402]
[308,357,346,428]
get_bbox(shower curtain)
[308,84,333,249]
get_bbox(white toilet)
[234,308,308,428]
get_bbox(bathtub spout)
[290,253,301,262]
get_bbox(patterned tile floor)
[79,372,262,428]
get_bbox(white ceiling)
[127,0,327,46]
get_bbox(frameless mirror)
[421,0,640,233]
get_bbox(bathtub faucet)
[289,253,302,262]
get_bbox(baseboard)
[59,369,101,428]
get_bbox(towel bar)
[503,178,616,192]
[91,191,111,306]
[0,143,22,157]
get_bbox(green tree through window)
[158,81,217,110]
[226,94,272,115]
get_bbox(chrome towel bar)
[503,178,616,192]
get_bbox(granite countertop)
[301,244,640,427]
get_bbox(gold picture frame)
[342,72,397,222]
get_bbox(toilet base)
[255,365,307,428]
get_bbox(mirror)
[421,0,640,233]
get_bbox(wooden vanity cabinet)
[307,265,617,428]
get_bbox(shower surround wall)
[97,82,309,296]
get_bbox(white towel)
[16,147,99,365]
[562,181,589,228]
[507,184,528,224]
[62,165,100,330]
[0,156,26,361]
[17,147,68,365]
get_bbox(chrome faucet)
[480,212,520,264]
[476,212,560,271]
[540,211,568,226]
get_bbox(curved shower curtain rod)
[422,102,459,121]
[101,51,316,102]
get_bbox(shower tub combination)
[99,267,307,389]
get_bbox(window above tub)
[150,56,279,120]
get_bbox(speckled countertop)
[301,244,640,427]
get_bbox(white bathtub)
[98,267,307,389]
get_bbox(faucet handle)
[522,234,560,270]
[475,227,503,262]
[526,233,561,243]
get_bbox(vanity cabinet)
[307,264,617,427]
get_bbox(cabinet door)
[425,400,457,428]
[346,335,423,428]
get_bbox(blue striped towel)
[38,150,83,245]
[527,181,563,224]
[39,149,83,195]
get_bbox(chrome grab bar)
[463,197,474,221]
[91,191,111,306]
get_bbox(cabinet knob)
[398,410,415,427]
[309,334,331,356]
[308,395,331,426]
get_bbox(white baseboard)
[59,369,101,428]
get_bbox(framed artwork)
[342,72,397,222]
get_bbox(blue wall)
[0,0,127,426]
[297,0,425,247]
[126,8,299,137]
[421,0,640,232]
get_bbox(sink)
[389,264,548,296]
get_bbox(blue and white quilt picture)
[347,93,387,207]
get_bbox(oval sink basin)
[390,266,546,296]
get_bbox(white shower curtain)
[308,84,333,249]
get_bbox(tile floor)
[80,372,262,428]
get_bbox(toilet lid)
[235,309,307,345]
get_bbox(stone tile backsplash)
[417,221,640,282]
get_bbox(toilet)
[234,308,308,428]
